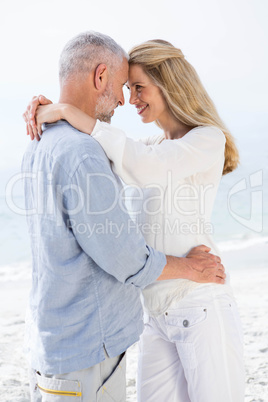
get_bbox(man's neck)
[59,81,96,118]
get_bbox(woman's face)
[127,64,168,124]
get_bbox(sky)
[0,0,267,195]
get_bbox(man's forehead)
[122,57,129,75]
[117,58,129,82]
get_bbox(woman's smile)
[136,104,148,115]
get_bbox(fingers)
[23,95,45,141]
[192,245,211,253]
[37,122,42,136]
[218,263,225,272]
[208,261,225,272]
[209,253,221,263]
[38,95,53,105]
[31,123,40,141]
[200,252,221,264]
[27,122,34,141]
[206,272,225,284]
[28,95,52,138]
[210,263,226,282]
[214,277,225,284]
[187,246,221,265]
[193,263,226,284]
[29,96,40,127]
[216,264,226,279]
[23,107,31,137]
[26,112,39,141]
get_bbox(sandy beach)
[0,244,267,402]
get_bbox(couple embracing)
[22,31,245,401]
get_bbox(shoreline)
[0,245,267,401]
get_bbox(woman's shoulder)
[189,125,226,142]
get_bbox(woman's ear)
[94,64,108,91]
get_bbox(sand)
[0,245,267,401]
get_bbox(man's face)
[95,58,129,123]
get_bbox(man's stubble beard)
[95,85,118,124]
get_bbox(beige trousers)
[29,351,126,402]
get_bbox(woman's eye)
[136,85,142,91]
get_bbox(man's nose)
[118,89,125,106]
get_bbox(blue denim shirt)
[22,121,166,374]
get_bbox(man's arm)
[65,150,166,289]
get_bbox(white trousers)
[29,351,126,401]
[137,286,245,402]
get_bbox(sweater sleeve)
[139,133,165,146]
[91,120,226,188]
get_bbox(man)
[22,31,224,401]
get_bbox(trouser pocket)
[165,306,208,370]
[36,372,82,401]
[96,352,126,402]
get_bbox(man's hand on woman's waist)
[158,245,225,284]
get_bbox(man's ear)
[94,64,108,91]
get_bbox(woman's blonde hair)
[129,40,239,175]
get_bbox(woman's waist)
[143,272,231,294]
[143,278,200,297]
[142,277,233,316]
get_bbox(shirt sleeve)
[139,133,165,146]
[91,120,226,187]
[64,152,166,288]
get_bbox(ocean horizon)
[1,123,267,268]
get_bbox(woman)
[25,40,245,401]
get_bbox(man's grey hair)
[59,31,128,82]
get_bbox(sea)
[0,126,267,275]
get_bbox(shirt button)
[165,312,168,316]
[183,319,189,327]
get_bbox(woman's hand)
[23,95,53,141]
[23,94,97,141]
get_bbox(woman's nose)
[129,89,138,105]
